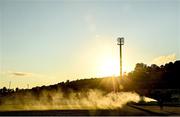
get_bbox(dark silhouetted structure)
[117,37,124,79]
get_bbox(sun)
[97,57,120,77]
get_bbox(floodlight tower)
[9,81,11,89]
[117,37,124,79]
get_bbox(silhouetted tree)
[2,87,7,93]
[15,87,19,92]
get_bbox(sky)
[0,0,180,88]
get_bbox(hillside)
[0,60,180,106]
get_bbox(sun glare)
[96,55,131,77]
[97,57,120,77]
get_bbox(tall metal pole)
[117,37,124,79]
[120,44,122,79]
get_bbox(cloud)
[11,72,33,77]
[3,70,51,80]
[151,53,176,65]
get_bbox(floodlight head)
[117,37,124,45]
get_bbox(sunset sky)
[0,0,179,88]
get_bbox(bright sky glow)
[0,0,179,88]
